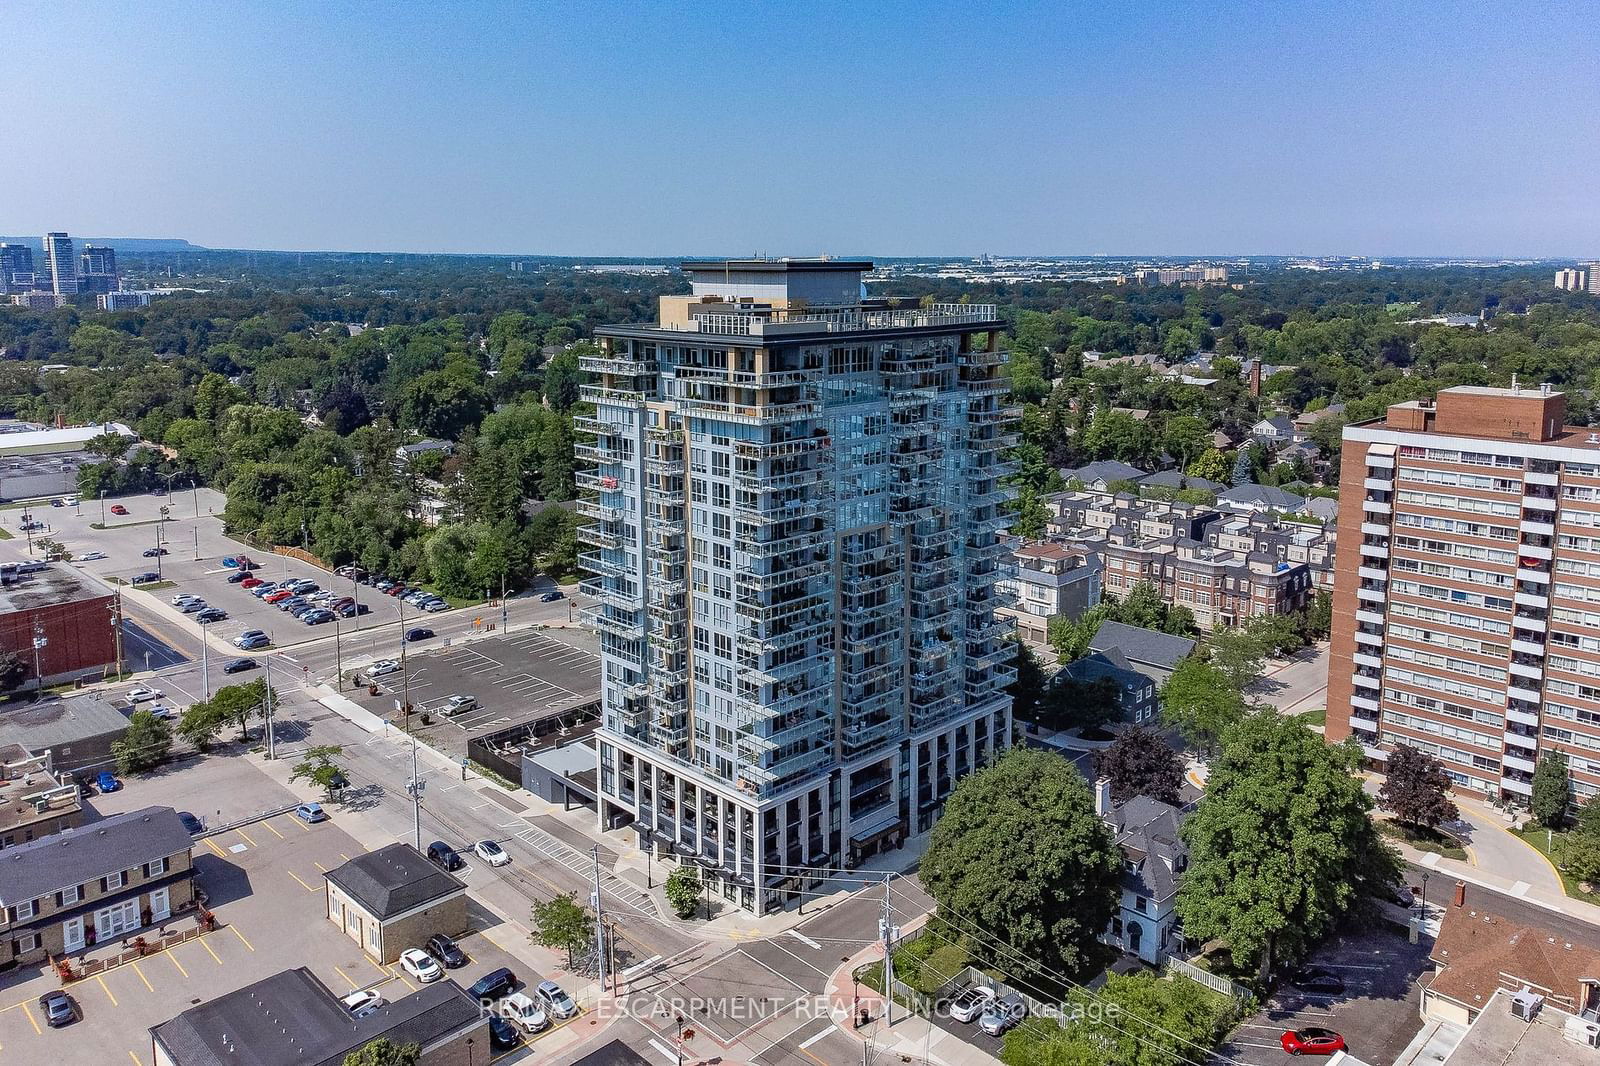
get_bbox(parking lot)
[1221,922,1431,1064]
[349,629,600,755]
[0,754,550,1064]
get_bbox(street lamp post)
[674,1013,684,1066]
[1421,871,1430,914]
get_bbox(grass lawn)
[109,577,177,592]
[1379,821,1469,861]
[1511,826,1590,899]
[0,527,11,540]
[1297,706,1327,727]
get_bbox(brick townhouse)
[0,806,195,967]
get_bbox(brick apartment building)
[1044,490,1322,631]
[1328,384,1600,804]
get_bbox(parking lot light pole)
[99,491,105,525]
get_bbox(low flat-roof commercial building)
[0,421,136,457]
[0,693,129,775]
[0,743,81,849]
[0,805,195,967]
[324,843,467,964]
[150,966,487,1066]
[0,565,118,686]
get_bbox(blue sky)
[6,1,1599,256]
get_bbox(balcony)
[1519,542,1553,561]
[1353,651,1383,670]
[1361,521,1390,537]
[1357,565,1388,583]
[1357,586,1386,604]
[1520,517,1555,537]
[1507,682,1543,704]
[1351,693,1380,713]
[1509,660,1543,681]
[1517,566,1551,585]
[1501,776,1534,797]
[1366,452,1395,469]
[1522,493,1557,513]
[1506,706,1540,728]
[1352,672,1381,691]
[1502,752,1538,775]
[1363,498,1392,516]
[1354,629,1383,648]
[1359,541,1390,559]
[1514,590,1549,610]
[1364,476,1393,491]
[1355,608,1386,626]
[1350,716,1379,734]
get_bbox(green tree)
[1093,726,1184,806]
[0,650,27,692]
[1178,717,1400,980]
[1305,589,1333,640]
[290,745,350,800]
[1186,447,1231,484]
[177,699,231,752]
[113,709,172,774]
[1009,485,1052,539]
[1378,744,1459,831]
[1531,752,1570,827]
[1043,675,1123,734]
[210,678,274,741]
[341,1039,420,1066]
[922,748,1121,981]
[1552,796,1600,885]
[1006,638,1049,723]
[530,893,593,968]
[1113,581,1166,630]
[84,431,132,461]
[1160,657,1249,756]
[1207,628,1267,690]
[1162,415,1209,471]
[665,865,702,919]
[1001,970,1235,1066]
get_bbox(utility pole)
[263,658,276,760]
[31,618,46,696]
[199,617,209,698]
[111,595,124,679]
[190,478,199,518]
[99,491,105,526]
[590,846,608,994]
[880,873,897,1027]
[155,526,163,580]
[500,571,508,633]
[399,599,420,852]
[333,610,343,686]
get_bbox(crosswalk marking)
[512,823,657,915]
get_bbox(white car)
[367,659,401,678]
[475,839,511,867]
[500,991,549,1033]
[79,551,106,561]
[171,594,201,606]
[125,686,164,703]
[535,979,578,1019]
[341,989,384,1018]
[146,704,179,720]
[948,985,996,1023]
[399,947,442,983]
[440,694,478,718]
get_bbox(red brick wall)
[1432,391,1565,442]
[1324,442,1371,745]
[0,596,117,682]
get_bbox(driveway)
[1246,642,1328,715]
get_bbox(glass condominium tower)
[580,260,1017,914]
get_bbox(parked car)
[295,802,327,823]
[49,498,63,508]
[400,947,443,983]
[279,597,309,613]
[488,1015,521,1050]
[1289,966,1346,995]
[978,992,1026,1037]
[240,576,264,589]
[222,556,243,568]
[427,841,464,871]
[374,579,396,591]
[540,589,565,602]
[440,694,478,717]
[1280,1028,1346,1056]
[303,609,335,625]
[264,589,292,603]
[38,990,75,1028]
[142,547,168,557]
[225,570,251,584]
[425,932,467,968]
[172,594,200,606]
[234,633,270,650]
[422,598,449,613]
[405,627,434,642]
[338,602,371,617]
[341,989,383,1018]
[467,967,517,1003]
[223,657,258,674]
[125,686,164,703]
[110,504,128,515]
[177,811,204,835]
[475,839,510,867]
[535,980,578,1020]
[196,608,227,623]
[948,985,996,1023]
[233,629,267,646]
[79,550,106,561]
[130,571,161,584]
[95,771,121,793]
[290,580,319,595]
[500,991,550,1034]
[176,600,207,614]
[367,659,400,677]
[146,704,179,720]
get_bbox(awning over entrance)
[849,810,904,848]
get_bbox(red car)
[1281,1028,1346,1056]
[264,589,293,604]
[110,504,129,515]
[240,577,263,589]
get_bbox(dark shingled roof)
[149,967,483,1066]
[0,805,190,905]
[324,843,464,920]
[1089,621,1196,671]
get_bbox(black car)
[426,932,467,968]
[39,989,75,1027]
[1289,966,1347,994]
[223,657,258,674]
[539,589,565,602]
[427,841,463,871]
[130,571,161,584]
[196,608,227,623]
[405,627,434,642]
[142,547,168,557]
[488,1015,522,1050]
[177,811,204,835]
[226,570,250,583]
[467,967,517,1003]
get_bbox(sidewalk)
[823,942,1002,1066]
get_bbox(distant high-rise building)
[9,292,65,310]
[42,233,77,295]
[78,244,118,294]
[1555,267,1589,292]
[580,259,1017,913]
[0,243,35,295]
[98,291,154,311]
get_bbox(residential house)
[325,843,467,964]
[1210,428,1239,450]
[998,541,1102,646]
[0,745,82,850]
[1063,621,1195,724]
[1291,403,1345,440]
[1095,779,1191,965]
[0,806,195,967]
[1134,469,1223,495]
[393,439,453,467]
[1251,415,1295,445]
[1216,483,1307,515]
[1424,886,1600,1029]
[151,966,487,1066]
[1300,496,1339,524]
[1061,459,1146,491]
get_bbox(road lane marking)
[204,837,226,857]
[287,869,318,892]
[97,974,118,1006]
[647,1039,678,1064]
[799,1025,837,1049]
[130,960,154,992]
[230,925,255,952]
[621,954,663,979]
[130,1052,142,1065]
